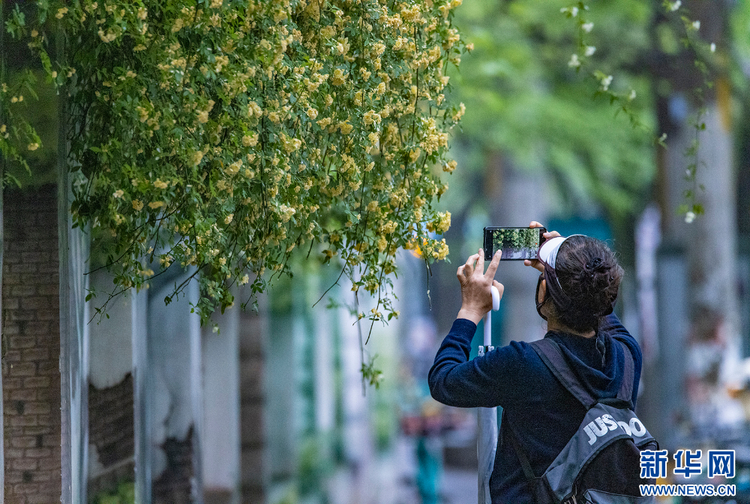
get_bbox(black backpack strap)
[531,338,598,409]
[502,410,536,481]
[532,337,637,409]
[503,411,557,504]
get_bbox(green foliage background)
[445,0,657,225]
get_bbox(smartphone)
[483,226,547,261]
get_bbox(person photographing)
[429,222,653,504]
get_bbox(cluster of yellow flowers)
[9,0,467,324]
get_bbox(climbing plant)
[2,0,466,326]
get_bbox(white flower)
[560,6,578,17]
[568,54,581,68]
[585,46,596,57]
[710,43,716,53]
[582,22,594,33]
[628,89,637,101]
[692,20,700,30]
[669,1,681,12]
[600,75,613,91]
[684,211,695,224]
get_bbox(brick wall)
[2,184,62,504]
[87,373,135,501]
[152,427,194,504]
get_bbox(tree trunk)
[654,0,743,437]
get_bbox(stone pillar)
[87,270,136,500]
[134,270,204,504]
[202,304,240,504]
[239,294,267,503]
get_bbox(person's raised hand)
[523,221,561,273]
[456,248,505,324]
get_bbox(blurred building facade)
[1,183,407,503]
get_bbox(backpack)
[504,337,658,504]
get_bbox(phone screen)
[483,227,546,261]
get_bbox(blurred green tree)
[445,0,657,227]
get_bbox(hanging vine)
[2,0,467,328]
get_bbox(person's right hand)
[456,248,505,324]
[523,221,561,273]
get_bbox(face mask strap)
[535,273,548,321]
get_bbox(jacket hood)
[546,330,625,402]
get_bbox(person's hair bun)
[552,236,623,332]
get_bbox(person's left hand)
[523,221,561,273]
[456,248,505,324]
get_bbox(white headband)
[537,235,584,268]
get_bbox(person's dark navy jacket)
[428,313,642,504]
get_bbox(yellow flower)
[132,200,144,211]
[227,160,242,175]
[339,121,353,135]
[224,213,234,224]
[363,110,381,126]
[433,212,452,234]
[247,101,262,118]
[278,204,296,222]
[153,179,169,189]
[56,7,68,19]
[136,106,148,122]
[332,68,347,86]
[377,236,388,252]
[306,107,318,120]
[381,220,398,234]
[27,142,40,151]
[242,134,258,147]
[113,189,124,198]
[98,29,117,43]
[281,135,302,153]
[452,102,466,121]
[215,55,229,73]
[148,201,166,209]
[197,110,209,123]
[191,150,204,166]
